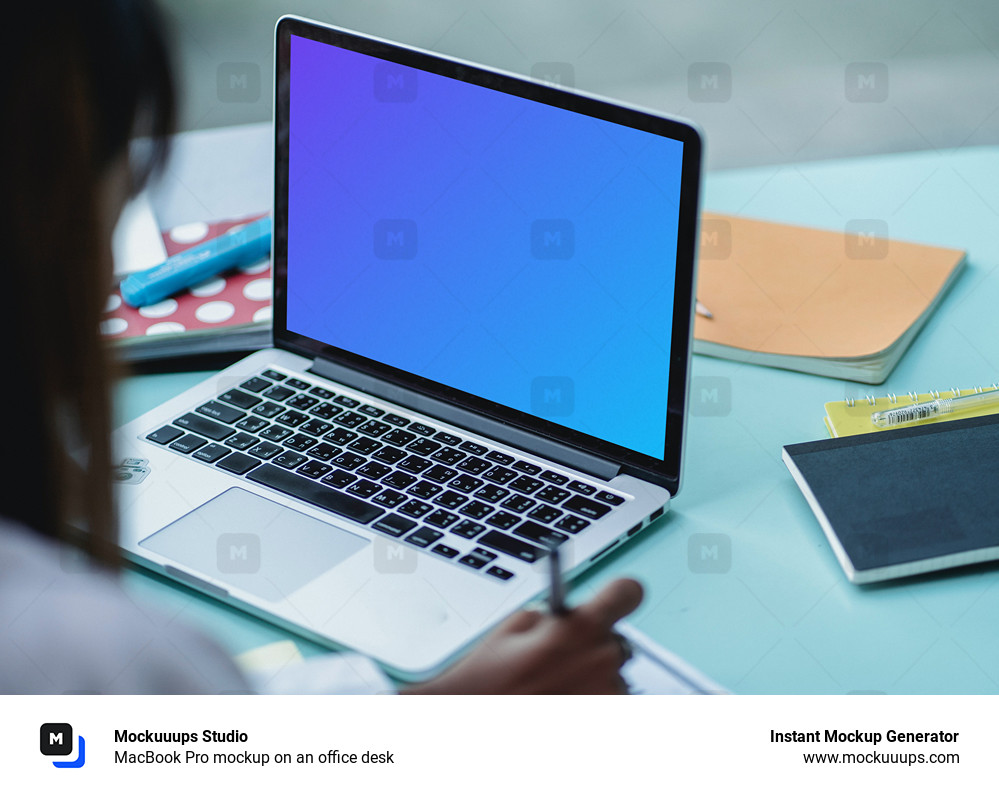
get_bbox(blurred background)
[162,0,999,170]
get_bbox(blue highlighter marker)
[120,215,272,308]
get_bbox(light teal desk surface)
[119,129,999,693]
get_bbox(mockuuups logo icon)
[40,723,86,768]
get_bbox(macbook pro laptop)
[114,15,703,680]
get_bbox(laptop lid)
[272,17,702,495]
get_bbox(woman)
[0,0,642,695]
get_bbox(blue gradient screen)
[287,35,684,459]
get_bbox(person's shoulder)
[0,520,248,694]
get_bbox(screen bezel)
[273,16,701,494]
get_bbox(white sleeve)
[250,653,397,695]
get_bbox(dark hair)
[0,0,175,565]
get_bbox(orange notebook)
[693,214,966,383]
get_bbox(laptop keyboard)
[142,368,628,583]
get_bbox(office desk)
[119,124,999,693]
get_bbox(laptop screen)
[284,32,691,464]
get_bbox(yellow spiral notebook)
[824,383,999,437]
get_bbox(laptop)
[114,15,703,680]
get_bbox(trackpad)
[140,487,368,602]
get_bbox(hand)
[404,578,643,695]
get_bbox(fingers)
[573,577,644,631]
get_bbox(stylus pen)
[120,215,272,308]
[871,388,999,428]
[548,544,569,616]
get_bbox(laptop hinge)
[308,358,621,481]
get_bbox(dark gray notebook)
[782,413,999,583]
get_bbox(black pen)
[548,544,569,615]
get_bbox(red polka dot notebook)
[102,213,272,362]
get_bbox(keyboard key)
[372,513,416,538]
[475,484,509,503]
[235,416,268,433]
[408,480,443,499]
[247,464,383,524]
[409,422,435,436]
[174,413,235,441]
[310,402,341,420]
[309,386,335,400]
[357,461,392,480]
[425,464,457,483]
[273,451,308,470]
[535,485,570,505]
[433,490,468,510]
[240,377,272,393]
[359,404,385,417]
[431,543,459,559]
[298,460,332,479]
[299,419,333,436]
[146,425,183,445]
[568,480,597,496]
[169,433,206,454]
[261,369,286,381]
[252,401,284,418]
[554,514,590,534]
[424,509,458,529]
[478,530,546,563]
[485,451,514,466]
[383,471,418,490]
[333,395,360,408]
[346,479,381,498]
[321,470,357,489]
[431,447,465,465]
[501,494,535,513]
[284,433,319,452]
[486,511,520,530]
[332,451,366,470]
[247,441,283,460]
[334,411,366,429]
[193,443,230,463]
[399,499,432,518]
[287,393,318,410]
[324,428,358,446]
[218,389,262,410]
[456,456,490,475]
[451,520,486,539]
[484,466,517,485]
[373,446,407,465]
[508,475,543,494]
[192,403,247,430]
[433,431,462,446]
[285,378,311,391]
[405,527,444,548]
[373,489,407,508]
[459,440,487,456]
[216,451,260,475]
[383,429,417,447]
[227,432,259,451]
[383,413,409,427]
[262,385,294,401]
[260,425,292,442]
[459,501,493,520]
[276,410,309,428]
[597,491,626,506]
[514,520,568,548]
[486,566,514,581]
[512,460,542,475]
[398,455,432,474]
[458,548,497,569]
[563,495,611,520]
[309,443,340,462]
[407,438,441,456]
[449,474,483,493]
[348,437,382,455]
[359,420,391,437]
[527,504,562,523]
[540,470,570,486]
